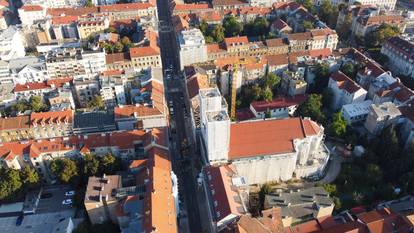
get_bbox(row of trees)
[0,166,40,202]
[50,153,122,184]
[2,96,50,117]
[102,36,134,54]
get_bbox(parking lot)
[36,185,76,214]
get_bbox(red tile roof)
[266,54,289,66]
[186,74,209,99]
[251,94,308,112]
[51,15,78,25]
[0,116,30,131]
[330,71,363,94]
[129,46,160,58]
[99,2,155,12]
[174,3,210,11]
[236,108,256,121]
[272,18,290,31]
[224,36,249,47]
[21,4,43,11]
[30,109,73,125]
[114,105,163,119]
[14,77,72,92]
[47,7,98,17]
[229,118,320,159]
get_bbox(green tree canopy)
[223,16,243,37]
[297,0,315,14]
[336,12,352,40]
[244,17,269,37]
[21,166,40,188]
[120,36,132,47]
[340,63,356,80]
[83,153,100,177]
[312,63,331,93]
[100,154,122,175]
[303,20,314,30]
[212,25,225,42]
[297,94,326,123]
[329,111,347,137]
[261,87,273,102]
[87,96,105,110]
[264,73,281,92]
[366,23,400,48]
[50,158,79,183]
[0,169,22,201]
[85,0,94,7]
[29,96,48,112]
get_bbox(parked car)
[62,199,72,205]
[65,191,75,196]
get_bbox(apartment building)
[310,29,338,51]
[129,46,161,71]
[99,76,126,108]
[249,95,308,119]
[328,71,367,110]
[18,4,46,27]
[341,100,373,125]
[114,105,167,130]
[178,29,208,70]
[352,14,405,38]
[73,77,100,108]
[50,15,79,40]
[280,68,308,96]
[30,110,73,139]
[348,0,397,10]
[99,3,157,21]
[77,14,110,40]
[46,48,106,79]
[381,37,414,79]
[0,116,32,143]
[364,101,401,135]
[10,58,49,85]
[0,26,26,61]
[13,77,72,101]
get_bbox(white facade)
[0,26,26,61]
[92,0,117,5]
[0,60,11,84]
[200,88,230,163]
[328,72,367,110]
[381,37,414,79]
[13,65,49,84]
[341,100,373,125]
[178,29,208,70]
[348,0,397,10]
[18,5,46,27]
[248,0,278,7]
[82,51,107,76]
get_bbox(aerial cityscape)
[0,0,413,232]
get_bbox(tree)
[336,12,352,40]
[199,20,209,35]
[104,27,117,34]
[83,153,100,176]
[297,94,326,123]
[50,158,79,183]
[0,169,22,201]
[297,0,315,14]
[85,0,94,7]
[212,25,225,42]
[259,183,272,209]
[29,96,48,112]
[205,36,214,44]
[114,42,124,53]
[366,23,400,48]
[223,16,243,37]
[303,20,314,30]
[11,100,30,113]
[322,88,333,109]
[261,87,273,102]
[323,183,337,196]
[318,0,335,25]
[340,63,356,80]
[100,154,121,175]
[376,125,401,165]
[20,166,39,189]
[121,36,132,47]
[265,73,281,92]
[87,96,105,110]
[245,17,269,37]
[312,63,330,93]
[329,112,347,137]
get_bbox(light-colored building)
[364,102,402,135]
[0,26,26,61]
[84,175,122,225]
[310,29,338,51]
[281,68,308,97]
[114,104,167,130]
[0,116,32,143]
[99,2,157,21]
[250,95,308,119]
[77,14,110,40]
[46,48,106,79]
[348,0,397,10]
[73,77,100,108]
[341,100,373,125]
[178,29,208,70]
[381,37,414,79]
[328,71,367,110]
[30,110,73,139]
[0,60,11,84]
[18,4,46,27]
[352,14,405,38]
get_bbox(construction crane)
[229,58,248,119]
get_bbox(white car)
[62,199,72,205]
[65,191,75,196]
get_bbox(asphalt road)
[156,0,203,232]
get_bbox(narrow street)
[156,0,203,232]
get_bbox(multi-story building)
[73,77,100,107]
[381,37,414,79]
[129,46,161,71]
[30,109,73,139]
[46,48,106,79]
[47,88,76,111]
[0,26,26,61]
[310,29,338,51]
[99,76,126,108]
[265,187,334,227]
[99,2,157,21]
[0,60,11,84]
[352,14,405,38]
[92,0,117,5]
[364,101,401,135]
[328,71,367,110]
[50,15,79,40]
[10,61,48,85]
[249,95,308,119]
[178,29,208,70]
[341,100,373,125]
[280,68,308,96]
[114,105,167,130]
[18,4,46,27]
[76,14,110,40]
[84,175,122,225]
[348,0,397,10]
[13,77,72,101]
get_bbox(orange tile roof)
[129,46,160,58]
[174,3,210,11]
[288,32,312,41]
[186,74,209,99]
[30,109,73,125]
[105,52,131,64]
[14,77,72,92]
[99,3,154,12]
[21,4,43,11]
[102,69,124,76]
[266,54,289,66]
[51,15,78,25]
[0,116,30,131]
[224,36,249,46]
[251,95,308,112]
[207,43,226,54]
[229,118,320,159]
[330,71,362,94]
[47,7,98,17]
[114,105,163,119]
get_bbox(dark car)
[16,215,23,226]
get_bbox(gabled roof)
[0,115,30,131]
[330,71,363,94]
[20,4,43,12]
[129,46,160,58]
[99,2,155,12]
[114,105,163,119]
[251,95,308,112]
[229,118,320,159]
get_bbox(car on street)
[65,191,75,196]
[62,199,72,205]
